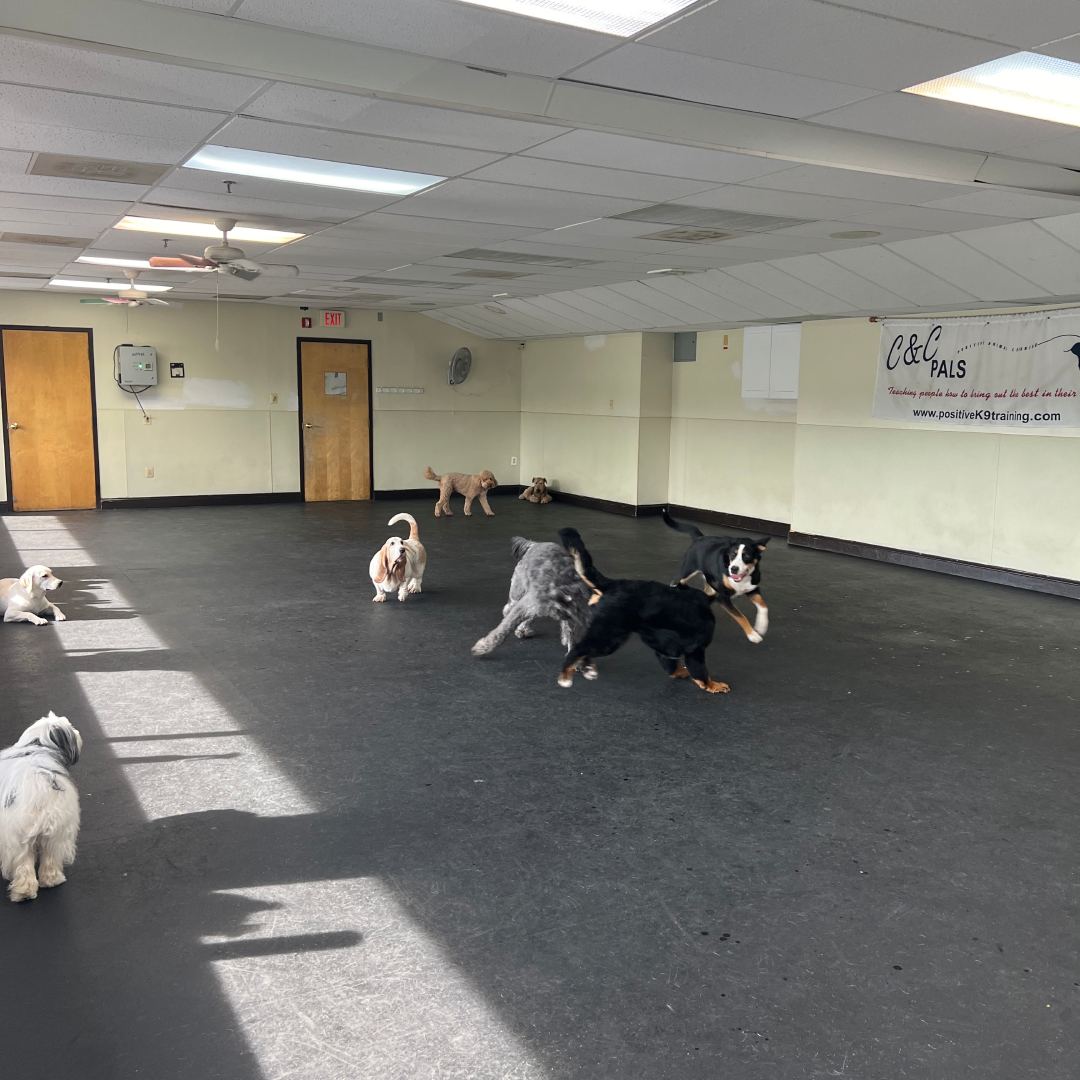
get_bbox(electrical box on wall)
[673,331,697,362]
[117,345,158,386]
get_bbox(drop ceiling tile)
[462,157,715,201]
[1006,133,1080,170]
[1038,34,1080,63]
[144,0,237,11]
[523,131,797,183]
[513,295,613,332]
[235,0,618,78]
[213,117,502,176]
[644,0,1012,91]
[245,84,568,152]
[379,179,646,229]
[605,279,720,323]
[0,192,134,216]
[0,120,207,167]
[0,171,152,200]
[922,190,1080,219]
[836,204,1015,232]
[542,290,639,330]
[769,253,910,310]
[723,263,852,314]
[638,275,761,322]
[146,186,358,224]
[823,246,979,306]
[667,185,887,223]
[570,285,668,327]
[822,1,1080,48]
[567,43,878,118]
[0,208,118,231]
[690,271,802,319]
[337,212,542,243]
[806,92,1073,153]
[746,164,972,205]
[0,35,265,111]
[1032,213,1080,253]
[884,234,1046,301]
[957,221,1080,295]
[0,242,74,266]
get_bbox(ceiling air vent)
[29,153,170,185]
[348,275,468,290]
[0,232,94,247]
[447,248,599,268]
[615,204,811,232]
[454,269,530,279]
[641,228,737,244]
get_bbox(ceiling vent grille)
[447,248,599,268]
[0,232,94,247]
[348,275,469,290]
[29,153,169,186]
[641,228,737,244]
[615,204,811,232]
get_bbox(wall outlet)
[510,456,518,466]
[144,466,155,479]
[270,392,279,405]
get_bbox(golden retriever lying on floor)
[424,465,498,517]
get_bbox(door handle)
[303,422,319,429]
[7,421,18,430]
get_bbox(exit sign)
[322,310,345,328]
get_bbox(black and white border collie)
[661,509,770,644]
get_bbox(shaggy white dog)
[0,713,82,902]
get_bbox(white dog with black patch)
[0,713,82,901]
[1,565,66,625]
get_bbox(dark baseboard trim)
[789,531,1080,600]
[101,492,302,510]
[374,485,519,501]
[666,503,790,539]
[550,490,663,518]
[0,499,10,513]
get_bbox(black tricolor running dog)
[661,509,770,644]
[556,528,730,694]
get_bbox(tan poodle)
[424,465,498,517]
[518,477,552,504]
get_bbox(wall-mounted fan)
[148,217,298,281]
[448,346,472,386]
[79,270,176,307]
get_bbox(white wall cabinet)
[742,323,801,399]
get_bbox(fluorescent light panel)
[114,216,304,244]
[50,278,171,292]
[185,145,445,195]
[905,52,1080,127]
[458,0,698,36]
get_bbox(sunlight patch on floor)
[203,879,546,1080]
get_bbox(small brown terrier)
[518,477,552,504]
[424,465,498,517]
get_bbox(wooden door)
[2,328,98,511]
[298,339,371,501]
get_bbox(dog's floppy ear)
[755,537,771,553]
[45,713,81,767]
[373,545,389,584]
[19,566,39,592]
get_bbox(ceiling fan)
[148,217,299,281]
[79,270,176,307]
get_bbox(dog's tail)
[558,528,612,594]
[661,506,703,539]
[423,465,441,482]
[388,512,420,541]
[510,536,535,562]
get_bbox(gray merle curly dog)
[472,536,593,657]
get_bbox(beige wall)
[0,292,520,502]
[669,329,796,524]
[792,317,1080,580]
[520,333,646,505]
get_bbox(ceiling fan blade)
[142,297,174,306]
[79,297,111,304]
[149,254,217,269]
[220,260,261,281]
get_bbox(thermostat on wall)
[117,345,158,386]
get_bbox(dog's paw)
[514,625,535,639]
[28,614,48,626]
[38,867,66,888]
[484,511,495,517]
[747,631,763,644]
[557,674,573,688]
[471,640,492,656]
[704,680,731,694]
[52,608,67,622]
[582,664,598,680]
[9,870,38,902]
[372,594,386,603]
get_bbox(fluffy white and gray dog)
[0,713,82,902]
[472,536,593,656]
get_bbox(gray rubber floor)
[0,498,1076,1080]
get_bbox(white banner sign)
[874,310,1080,428]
